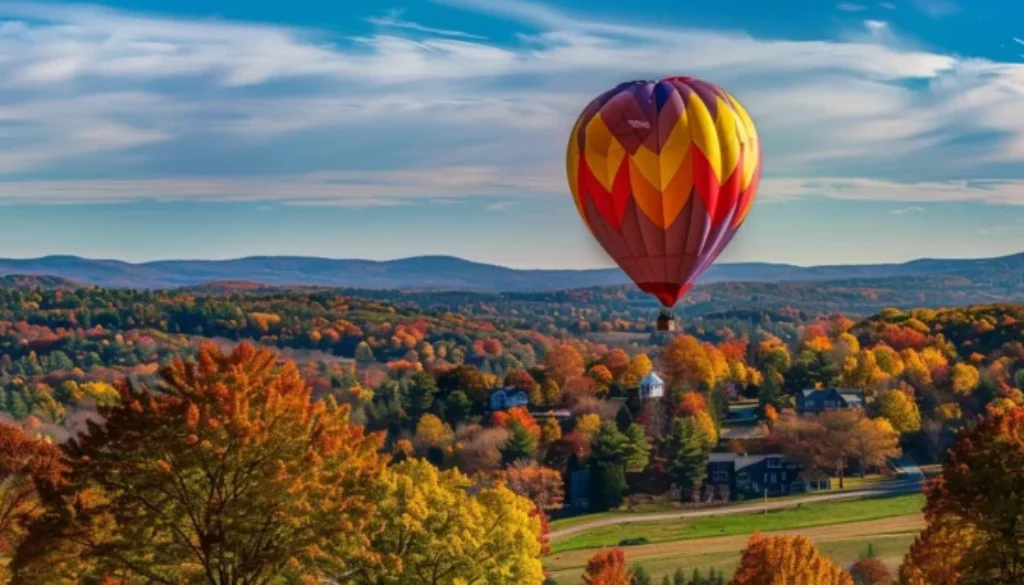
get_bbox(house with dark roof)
[706,452,830,500]
[489,387,529,411]
[796,388,864,414]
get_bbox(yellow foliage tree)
[661,335,716,392]
[621,353,653,388]
[576,413,602,441]
[540,415,562,445]
[414,413,455,451]
[901,349,933,389]
[936,402,962,421]
[950,363,981,396]
[691,411,719,451]
[873,344,905,377]
[344,458,545,584]
[879,389,922,434]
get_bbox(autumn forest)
[1,280,1024,584]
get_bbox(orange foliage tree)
[544,344,585,386]
[899,405,1024,584]
[499,460,565,511]
[581,548,632,585]
[491,406,542,441]
[731,534,853,585]
[600,349,631,382]
[677,391,708,418]
[12,342,388,584]
[0,423,65,582]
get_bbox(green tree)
[404,371,437,418]
[588,421,630,511]
[444,390,472,425]
[669,417,709,501]
[631,563,652,585]
[501,422,538,465]
[623,423,650,473]
[673,568,687,585]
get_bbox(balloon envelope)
[566,76,761,308]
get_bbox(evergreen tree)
[404,371,437,419]
[631,563,652,585]
[588,421,630,511]
[757,374,783,417]
[669,417,709,501]
[673,567,687,585]
[709,386,729,427]
[623,423,651,473]
[500,422,538,465]
[443,390,471,425]
[9,393,28,419]
[859,542,877,559]
[661,577,671,585]
[616,405,634,432]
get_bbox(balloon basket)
[656,308,676,332]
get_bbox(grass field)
[544,514,923,583]
[551,493,924,553]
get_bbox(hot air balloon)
[566,76,761,332]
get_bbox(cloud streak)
[891,205,925,214]
[0,0,1021,208]
[366,10,488,40]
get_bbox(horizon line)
[0,250,1018,271]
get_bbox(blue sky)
[0,0,1023,268]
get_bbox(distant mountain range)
[0,253,1021,292]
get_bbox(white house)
[638,371,665,399]
[490,387,530,411]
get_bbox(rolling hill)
[0,252,1020,292]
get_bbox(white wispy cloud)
[910,0,959,17]
[1015,37,1024,46]
[892,205,925,214]
[486,201,513,211]
[837,3,868,12]
[366,10,488,40]
[879,2,897,9]
[0,167,562,204]
[0,0,1021,208]
[761,178,1024,205]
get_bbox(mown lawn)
[551,493,925,553]
[545,518,921,584]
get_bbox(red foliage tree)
[899,405,1024,584]
[581,548,631,585]
[849,557,892,585]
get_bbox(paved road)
[550,470,924,542]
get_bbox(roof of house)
[491,387,528,398]
[641,371,663,385]
[799,387,864,402]
[708,452,785,472]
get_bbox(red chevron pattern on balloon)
[566,76,762,308]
